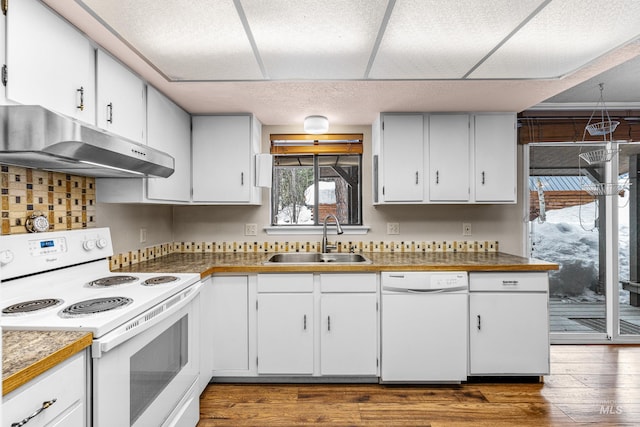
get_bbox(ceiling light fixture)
[304,115,329,134]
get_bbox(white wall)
[96,203,173,255]
[171,124,527,256]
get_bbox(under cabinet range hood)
[0,105,174,178]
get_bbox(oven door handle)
[92,281,202,358]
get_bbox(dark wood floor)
[198,345,640,426]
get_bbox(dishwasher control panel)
[382,272,468,292]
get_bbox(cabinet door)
[474,114,517,202]
[381,114,424,202]
[146,86,191,201]
[429,114,470,202]
[321,293,378,376]
[96,49,146,142]
[6,0,95,123]
[210,276,249,373]
[192,116,253,202]
[469,293,549,375]
[257,293,314,374]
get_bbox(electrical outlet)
[463,223,472,236]
[245,223,258,236]
[387,222,400,235]
[139,228,147,243]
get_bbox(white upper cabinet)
[192,115,262,204]
[96,86,191,203]
[380,114,424,202]
[145,86,191,201]
[474,113,517,203]
[5,0,95,123]
[96,49,146,143]
[374,112,516,204]
[429,114,470,202]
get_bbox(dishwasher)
[381,271,468,383]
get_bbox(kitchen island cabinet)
[192,114,262,204]
[96,49,146,143]
[5,0,95,124]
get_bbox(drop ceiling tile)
[241,0,388,80]
[80,0,263,80]
[369,0,546,79]
[469,0,640,79]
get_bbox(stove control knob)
[96,238,108,249]
[0,249,14,265]
[83,240,96,251]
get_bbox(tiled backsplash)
[110,239,499,269]
[1,165,97,235]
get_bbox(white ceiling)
[43,0,640,126]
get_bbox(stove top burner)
[59,296,133,317]
[2,299,64,315]
[87,275,139,288]
[142,276,179,286]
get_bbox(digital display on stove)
[40,240,55,248]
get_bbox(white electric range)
[0,228,202,427]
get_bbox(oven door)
[92,282,201,427]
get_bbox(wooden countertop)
[2,330,92,396]
[114,251,558,277]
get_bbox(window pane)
[272,154,361,226]
[272,156,314,225]
[318,155,361,225]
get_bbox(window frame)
[269,134,363,227]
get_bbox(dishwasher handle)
[383,285,467,293]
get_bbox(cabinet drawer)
[258,273,314,293]
[320,273,376,293]
[469,272,549,292]
[3,351,86,427]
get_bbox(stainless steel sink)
[264,252,371,264]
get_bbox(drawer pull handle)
[477,315,481,331]
[415,171,419,184]
[502,280,519,286]
[303,314,307,330]
[388,274,405,278]
[12,398,57,427]
[328,315,331,332]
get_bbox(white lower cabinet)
[3,350,88,427]
[210,276,250,375]
[469,272,550,376]
[257,293,315,374]
[256,273,314,375]
[320,292,378,376]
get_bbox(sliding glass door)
[528,142,640,343]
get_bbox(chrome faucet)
[322,214,344,253]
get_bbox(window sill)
[264,225,370,236]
